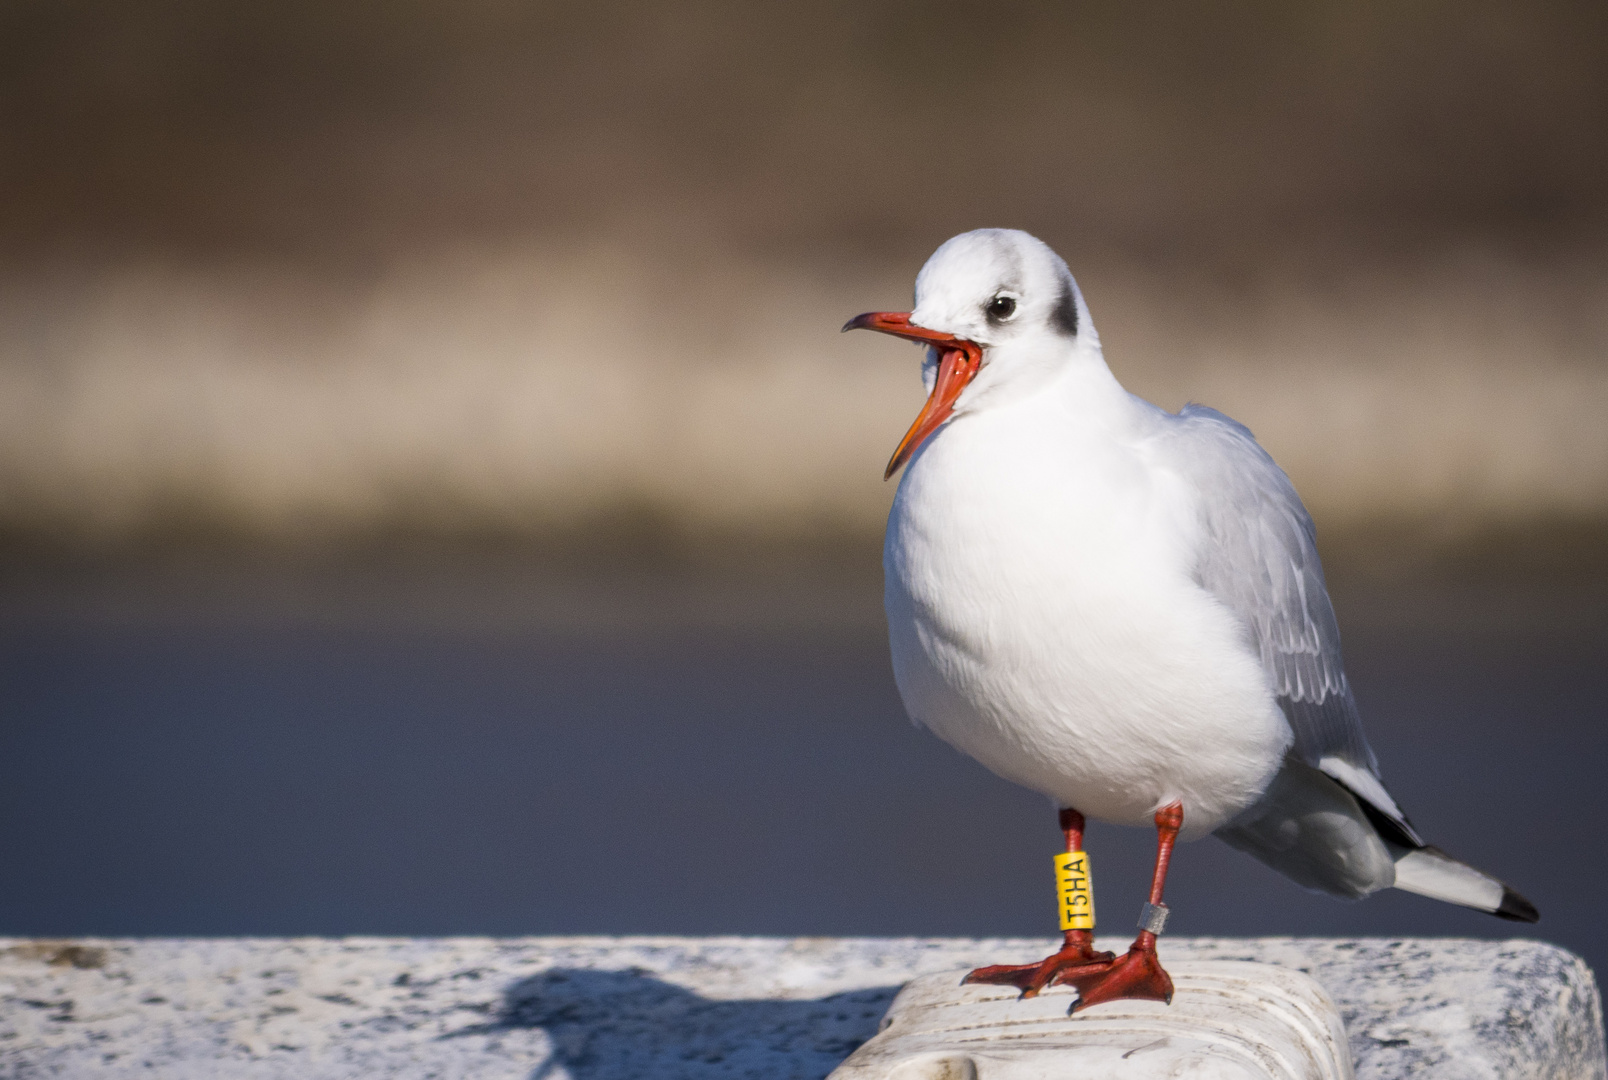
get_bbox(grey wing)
[1166,405,1420,844]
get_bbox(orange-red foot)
[963,942,1116,999]
[1066,941,1173,1013]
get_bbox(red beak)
[842,311,984,479]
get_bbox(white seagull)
[844,228,1537,1013]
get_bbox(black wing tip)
[1354,791,1424,850]
[1495,886,1541,924]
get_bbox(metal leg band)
[1137,901,1170,935]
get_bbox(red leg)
[1063,801,1182,1013]
[963,807,1116,997]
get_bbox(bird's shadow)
[448,966,900,1080]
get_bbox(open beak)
[842,311,983,479]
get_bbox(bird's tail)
[1221,757,1540,922]
[1320,758,1541,923]
[1391,845,1539,923]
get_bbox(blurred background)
[2,0,1605,980]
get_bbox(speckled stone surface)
[0,937,1601,1079]
[830,961,1355,1080]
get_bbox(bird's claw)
[1066,942,1173,1013]
[963,945,1117,998]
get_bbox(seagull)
[843,228,1538,1013]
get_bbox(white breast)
[883,384,1290,837]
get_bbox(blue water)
[1,557,1602,977]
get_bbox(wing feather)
[1162,404,1418,842]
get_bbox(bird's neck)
[1054,347,1134,420]
[964,336,1129,421]
[983,341,1142,442]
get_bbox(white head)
[913,229,1094,350]
[844,229,1100,477]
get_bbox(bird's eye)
[985,295,1017,322]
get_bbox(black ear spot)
[1051,279,1079,337]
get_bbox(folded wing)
[1159,405,1535,920]
[1163,405,1411,831]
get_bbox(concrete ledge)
[830,961,1355,1080]
[0,937,1602,1079]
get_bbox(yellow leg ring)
[1054,850,1095,931]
